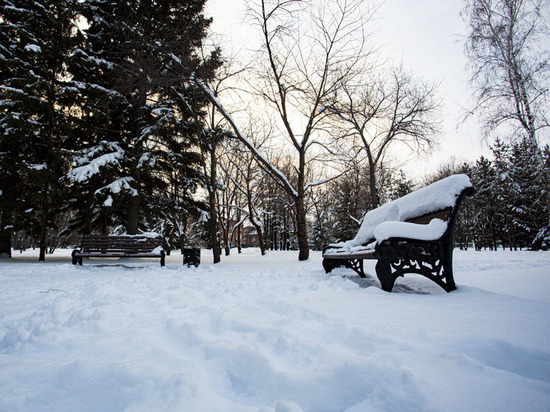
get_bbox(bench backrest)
[81,235,164,254]
[348,174,473,247]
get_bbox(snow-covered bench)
[72,234,167,266]
[322,174,475,292]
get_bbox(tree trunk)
[236,214,242,253]
[248,195,266,255]
[39,201,48,262]
[0,203,13,257]
[505,212,513,251]
[220,204,230,256]
[295,195,309,261]
[296,149,309,261]
[100,214,109,235]
[254,223,266,255]
[209,134,221,264]
[0,228,12,257]
[209,204,221,263]
[282,213,289,250]
[83,190,94,235]
[127,168,141,235]
[368,158,380,208]
[263,213,271,250]
[127,197,140,234]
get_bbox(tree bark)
[367,155,380,208]
[83,190,95,235]
[247,195,266,256]
[209,133,221,264]
[296,148,309,261]
[295,195,309,261]
[127,168,141,235]
[236,220,242,253]
[39,201,48,262]
[0,228,12,257]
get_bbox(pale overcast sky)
[204,0,490,177]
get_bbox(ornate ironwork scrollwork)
[344,259,366,278]
[375,238,456,292]
[323,257,366,278]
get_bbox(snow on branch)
[95,177,137,197]
[191,74,299,199]
[304,178,331,192]
[304,168,351,192]
[67,143,124,183]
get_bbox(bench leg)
[375,240,457,292]
[375,260,398,292]
[71,250,78,265]
[440,249,457,292]
[439,262,456,292]
[322,258,337,273]
[160,251,166,267]
[72,251,84,266]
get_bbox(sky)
[204,0,491,177]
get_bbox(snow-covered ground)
[1,248,549,412]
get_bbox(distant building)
[242,226,259,247]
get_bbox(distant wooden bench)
[72,234,166,266]
[322,174,475,292]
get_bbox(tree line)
[455,138,550,251]
[1,0,549,261]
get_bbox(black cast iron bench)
[72,234,167,266]
[322,174,475,292]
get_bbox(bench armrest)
[374,218,448,242]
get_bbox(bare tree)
[195,56,249,263]
[325,64,440,208]
[220,133,270,255]
[215,146,242,256]
[462,0,550,234]
[197,74,228,264]
[462,0,549,146]
[195,0,374,260]
[253,0,377,260]
[198,128,223,263]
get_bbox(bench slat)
[74,253,162,258]
[323,250,376,260]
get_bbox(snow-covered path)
[1,249,549,411]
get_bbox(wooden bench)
[72,234,167,266]
[322,174,475,292]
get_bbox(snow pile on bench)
[328,174,472,253]
[373,218,448,242]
